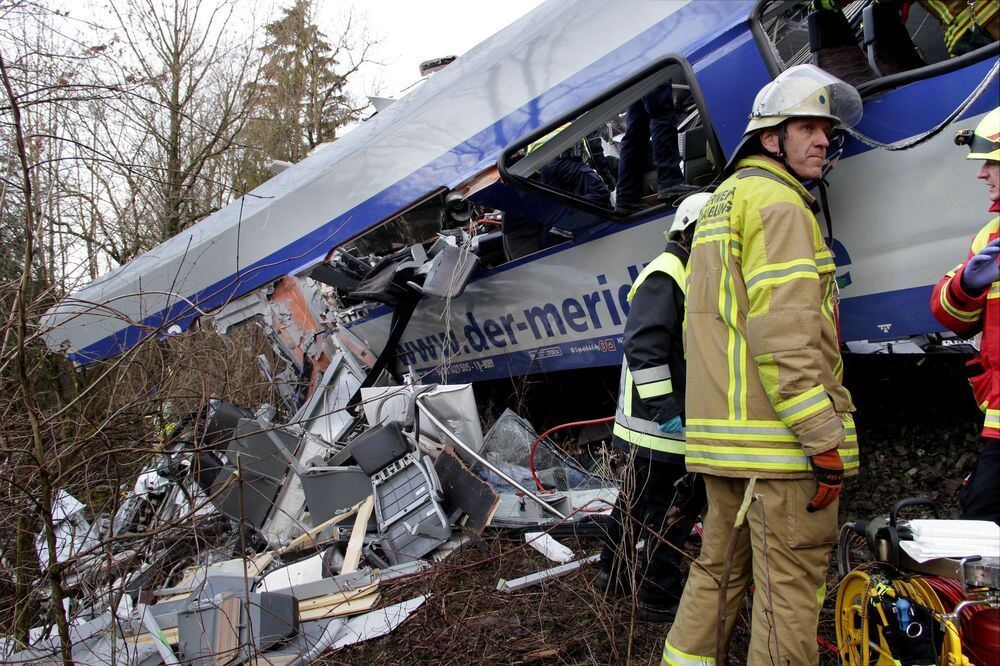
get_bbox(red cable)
[528,416,615,491]
[816,636,839,655]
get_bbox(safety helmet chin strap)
[771,122,808,182]
[765,122,835,243]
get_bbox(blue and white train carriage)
[43,0,1000,388]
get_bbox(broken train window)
[499,56,723,222]
[755,0,998,89]
[309,190,499,312]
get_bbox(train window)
[498,56,722,222]
[754,0,998,91]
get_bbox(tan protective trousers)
[661,475,838,666]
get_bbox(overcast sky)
[333,0,546,100]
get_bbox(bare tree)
[103,0,264,244]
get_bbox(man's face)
[761,118,833,180]
[978,160,999,204]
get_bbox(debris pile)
[4,333,616,664]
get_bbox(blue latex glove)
[961,238,1000,292]
[657,415,684,434]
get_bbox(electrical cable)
[844,59,999,152]
[528,416,615,491]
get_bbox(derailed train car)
[43,0,999,383]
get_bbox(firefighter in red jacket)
[930,107,1000,524]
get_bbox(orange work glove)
[806,448,844,513]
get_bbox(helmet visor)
[751,64,863,129]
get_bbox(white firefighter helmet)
[955,107,1000,161]
[726,64,862,170]
[667,191,712,240]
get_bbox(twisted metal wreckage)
[8,264,620,664]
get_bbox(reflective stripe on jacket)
[919,0,999,56]
[612,245,688,461]
[930,216,1000,439]
[683,156,859,479]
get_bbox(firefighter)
[598,192,712,622]
[916,0,998,57]
[615,81,689,213]
[661,64,863,665]
[930,107,1000,524]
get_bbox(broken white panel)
[414,384,484,464]
[36,491,100,570]
[524,532,574,563]
[360,385,413,427]
[204,289,271,335]
[290,596,427,664]
[329,595,427,649]
[264,352,361,547]
[135,604,181,666]
[497,554,601,593]
[361,385,448,457]
[255,552,325,594]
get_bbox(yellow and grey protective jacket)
[612,243,688,463]
[683,156,859,479]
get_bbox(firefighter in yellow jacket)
[662,65,863,666]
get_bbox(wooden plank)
[340,495,374,574]
[213,596,243,666]
[278,502,360,555]
[434,444,500,534]
[129,627,178,647]
[296,582,378,610]
[252,502,361,572]
[297,591,379,621]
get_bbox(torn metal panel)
[496,554,600,593]
[434,445,500,535]
[328,594,427,650]
[136,603,181,666]
[359,384,482,458]
[154,558,265,600]
[265,352,365,546]
[256,567,374,599]
[415,384,484,464]
[299,465,372,526]
[406,244,479,298]
[177,590,298,665]
[254,552,327,594]
[377,559,432,583]
[210,418,300,531]
[37,490,100,572]
[269,276,330,380]
[4,612,146,666]
[205,289,271,335]
[430,534,471,562]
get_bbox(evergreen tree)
[239,0,365,189]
